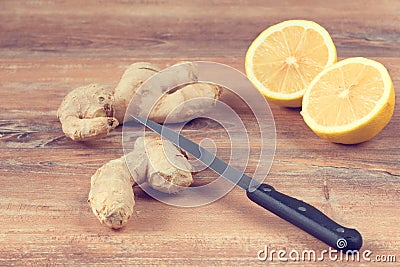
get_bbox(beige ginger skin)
[113,62,161,123]
[88,136,193,229]
[57,84,119,141]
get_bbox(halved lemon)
[301,57,395,144]
[245,20,337,107]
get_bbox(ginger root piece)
[88,136,193,229]
[114,62,160,123]
[149,82,223,123]
[124,61,200,122]
[123,62,222,123]
[57,84,119,141]
[144,136,193,193]
[88,149,147,229]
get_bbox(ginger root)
[149,82,222,123]
[58,62,222,141]
[57,84,119,141]
[114,62,160,122]
[57,62,219,229]
[87,149,147,229]
[88,136,193,229]
[145,137,193,193]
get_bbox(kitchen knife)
[131,115,362,251]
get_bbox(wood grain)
[0,1,399,266]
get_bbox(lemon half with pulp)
[301,57,395,144]
[246,20,337,107]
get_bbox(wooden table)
[1,1,399,266]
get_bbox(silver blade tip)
[130,114,145,123]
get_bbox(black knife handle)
[246,184,362,251]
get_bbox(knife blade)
[131,114,362,251]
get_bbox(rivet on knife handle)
[246,184,362,251]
